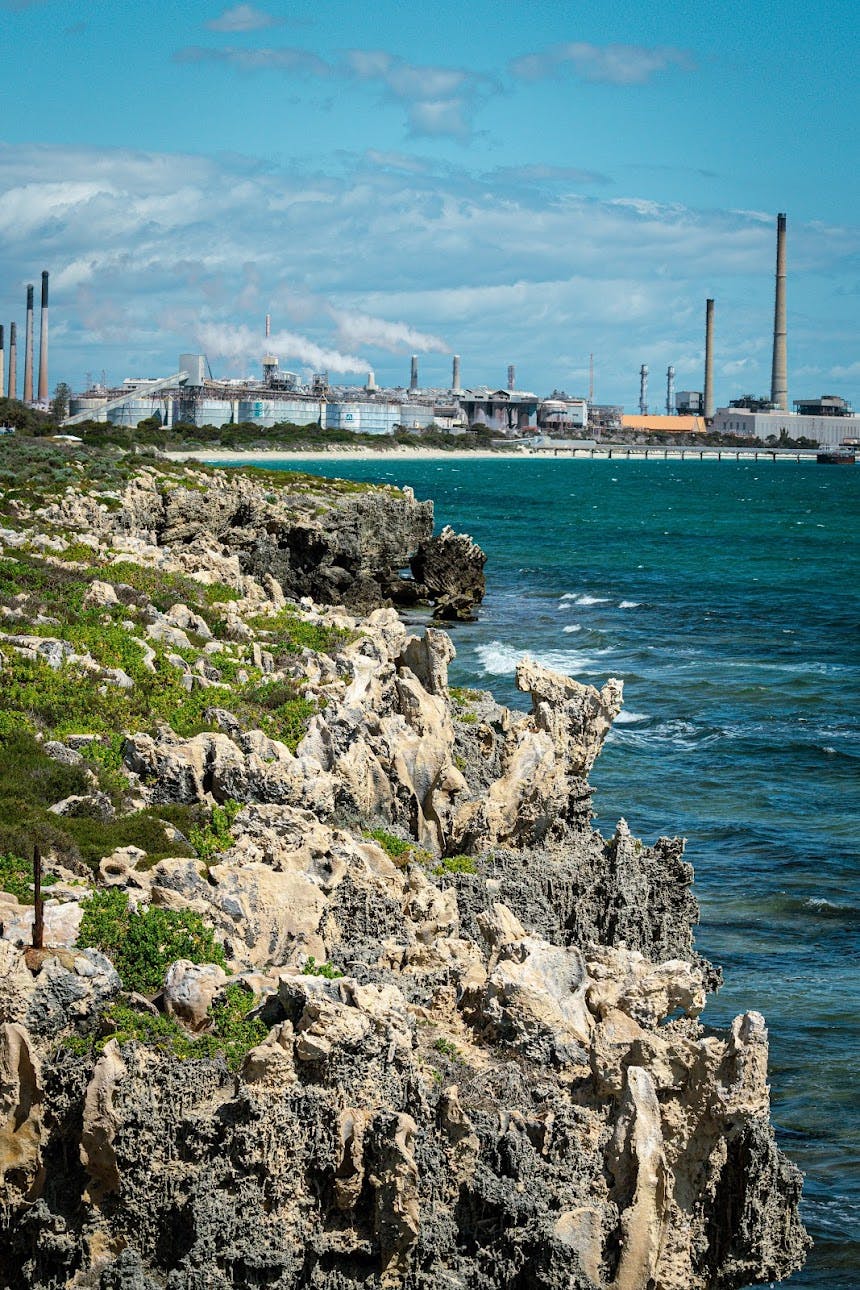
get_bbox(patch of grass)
[301,956,344,980]
[456,711,478,725]
[449,687,482,704]
[77,888,226,996]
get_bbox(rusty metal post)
[32,844,44,950]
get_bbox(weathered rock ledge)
[0,458,809,1289]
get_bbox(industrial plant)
[3,215,858,449]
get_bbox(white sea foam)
[562,624,583,634]
[618,600,641,609]
[476,641,595,677]
[575,595,610,605]
[615,710,648,724]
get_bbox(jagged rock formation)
[38,463,486,617]
[0,455,809,1288]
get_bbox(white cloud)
[207,4,283,32]
[175,44,329,75]
[172,44,491,138]
[511,42,694,86]
[0,142,856,407]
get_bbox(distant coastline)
[162,445,827,465]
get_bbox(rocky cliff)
[0,446,809,1289]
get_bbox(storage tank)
[68,396,110,421]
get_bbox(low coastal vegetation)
[77,888,227,994]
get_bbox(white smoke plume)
[333,310,447,354]
[195,322,366,374]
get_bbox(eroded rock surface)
[0,459,809,1289]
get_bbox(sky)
[0,0,858,410]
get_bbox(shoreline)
[163,446,823,465]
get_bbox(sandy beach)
[162,448,534,464]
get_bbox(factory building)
[675,391,703,415]
[711,406,860,448]
[537,398,588,431]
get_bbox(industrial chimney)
[37,271,49,403]
[409,355,418,393]
[666,365,675,416]
[770,213,788,412]
[23,285,34,403]
[704,298,715,420]
[7,322,17,400]
[507,364,516,391]
[0,325,4,398]
[639,364,648,415]
[452,354,461,393]
[366,370,377,391]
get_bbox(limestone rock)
[163,960,229,1031]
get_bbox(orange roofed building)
[621,415,707,434]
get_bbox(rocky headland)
[0,442,809,1288]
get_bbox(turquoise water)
[238,457,859,1285]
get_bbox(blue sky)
[0,0,857,409]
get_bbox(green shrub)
[245,607,352,658]
[77,889,226,995]
[301,956,344,980]
[189,800,240,863]
[0,852,57,903]
[433,854,477,876]
[362,827,432,869]
[432,1036,461,1060]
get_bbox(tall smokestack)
[23,285,34,403]
[589,352,594,404]
[0,325,4,398]
[770,213,788,411]
[666,365,675,415]
[37,271,49,403]
[507,364,516,391]
[639,364,648,415]
[409,355,418,393]
[8,322,17,400]
[704,298,715,420]
[452,354,461,392]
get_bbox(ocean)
[241,456,859,1286]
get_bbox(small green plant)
[449,687,482,704]
[77,889,226,995]
[362,827,432,868]
[62,989,268,1071]
[245,607,352,658]
[189,800,241,863]
[301,956,344,979]
[433,854,477,877]
[432,1036,461,1060]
